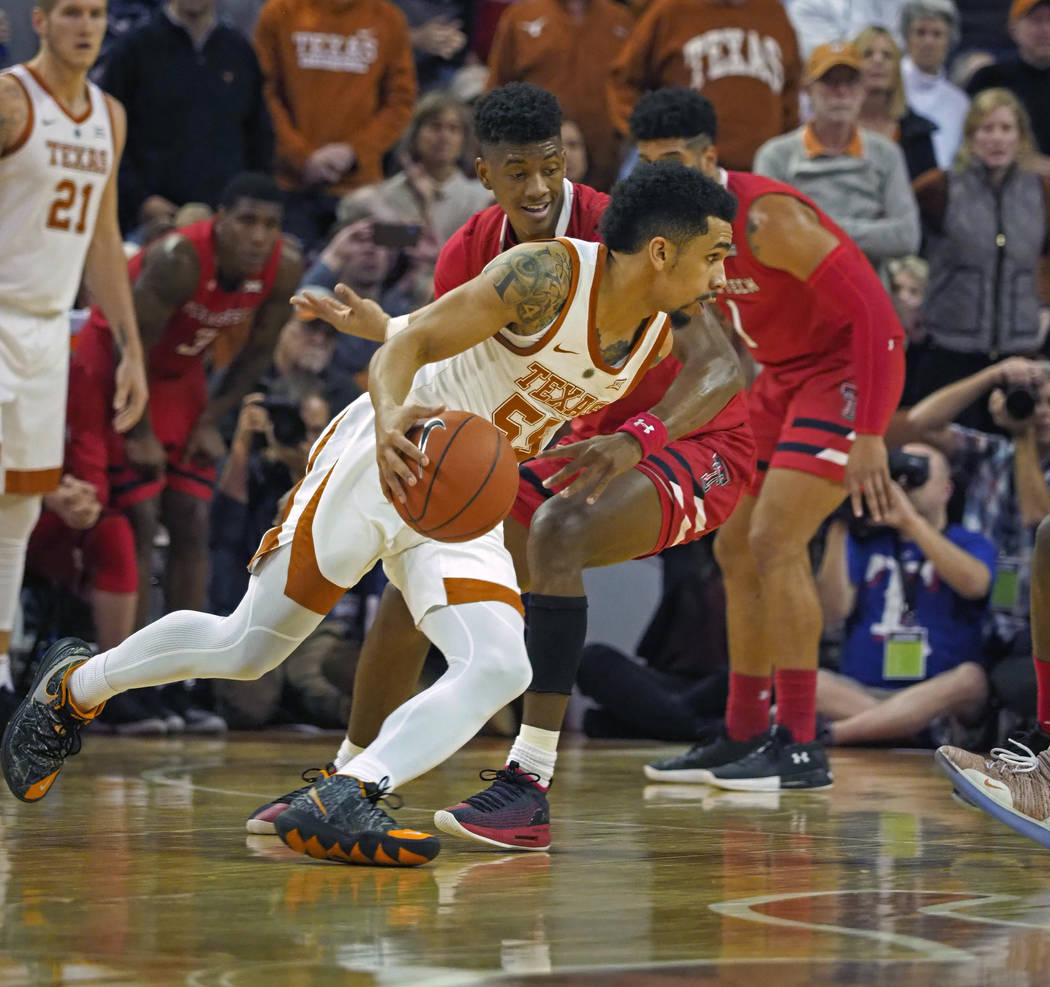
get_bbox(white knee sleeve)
[343,601,530,789]
[69,547,325,708]
[0,493,42,630]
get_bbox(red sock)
[725,672,772,741]
[774,668,818,744]
[1035,657,1050,734]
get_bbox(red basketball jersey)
[717,171,902,370]
[80,219,283,379]
[434,180,609,299]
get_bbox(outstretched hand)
[535,432,644,504]
[290,283,389,341]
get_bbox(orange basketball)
[393,411,519,543]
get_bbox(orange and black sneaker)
[246,762,337,835]
[1,637,105,802]
[274,774,440,867]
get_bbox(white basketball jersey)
[409,238,671,461]
[0,65,114,316]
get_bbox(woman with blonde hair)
[909,88,1050,426]
[854,24,939,179]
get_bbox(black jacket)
[101,11,274,231]
[899,108,938,182]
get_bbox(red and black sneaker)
[434,761,551,851]
[246,763,336,834]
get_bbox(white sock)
[508,725,560,788]
[334,738,364,770]
[0,654,12,692]
[68,654,114,710]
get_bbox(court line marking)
[919,894,1050,930]
[709,889,977,962]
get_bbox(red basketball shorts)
[748,360,858,496]
[110,371,216,508]
[27,510,138,595]
[511,421,755,558]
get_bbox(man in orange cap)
[967,0,1050,164]
[752,41,919,270]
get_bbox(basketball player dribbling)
[4,162,738,868]
[248,83,755,850]
[0,0,147,713]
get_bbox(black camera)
[886,449,930,490]
[1004,385,1037,420]
[261,396,306,447]
[847,449,930,536]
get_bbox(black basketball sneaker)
[644,726,770,783]
[275,773,440,866]
[2,637,105,802]
[704,724,833,791]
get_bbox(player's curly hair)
[628,88,718,146]
[219,172,283,209]
[474,83,562,150]
[601,161,736,254]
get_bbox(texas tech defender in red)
[635,89,904,793]
[75,173,302,626]
[247,83,755,849]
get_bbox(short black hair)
[474,82,562,150]
[219,172,283,210]
[601,161,737,254]
[629,88,718,145]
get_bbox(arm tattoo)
[484,244,572,334]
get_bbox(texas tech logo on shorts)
[701,454,730,493]
[840,382,857,423]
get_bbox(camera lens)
[1005,387,1037,420]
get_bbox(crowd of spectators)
[2,0,1049,745]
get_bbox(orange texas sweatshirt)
[255,0,418,192]
[609,0,801,171]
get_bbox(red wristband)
[617,412,668,459]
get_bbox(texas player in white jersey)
[5,163,735,868]
[0,0,147,701]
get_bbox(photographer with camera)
[816,444,995,746]
[908,357,1050,733]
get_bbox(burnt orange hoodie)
[255,0,418,192]
[609,0,801,171]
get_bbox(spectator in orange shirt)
[608,0,801,171]
[254,0,418,249]
[487,0,633,190]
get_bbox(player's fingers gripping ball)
[393,410,519,543]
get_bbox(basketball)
[393,410,519,543]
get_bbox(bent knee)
[528,499,592,571]
[747,518,810,569]
[949,661,988,702]
[471,643,532,705]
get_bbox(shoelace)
[991,738,1041,774]
[300,762,335,785]
[32,706,84,763]
[465,766,542,811]
[356,776,405,828]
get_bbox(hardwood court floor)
[1,734,1048,986]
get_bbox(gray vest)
[922,163,1046,356]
